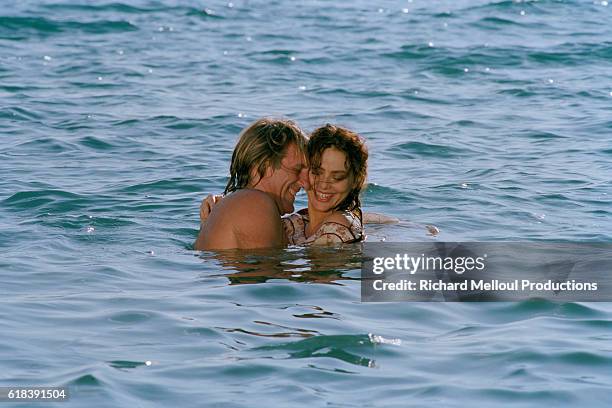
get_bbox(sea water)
[1,0,611,406]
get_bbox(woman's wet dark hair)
[308,124,368,218]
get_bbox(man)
[194,118,309,250]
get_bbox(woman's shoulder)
[282,208,309,223]
[322,211,353,228]
[282,208,309,245]
[310,210,363,244]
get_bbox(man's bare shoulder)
[206,190,279,230]
[195,189,282,250]
[221,189,277,213]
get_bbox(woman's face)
[307,147,353,214]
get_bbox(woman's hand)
[200,194,223,225]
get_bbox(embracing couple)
[194,118,369,250]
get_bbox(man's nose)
[298,168,310,190]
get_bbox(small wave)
[41,3,166,14]
[428,65,472,76]
[475,16,524,27]
[252,334,401,367]
[498,299,603,319]
[70,19,138,34]
[1,106,42,122]
[572,319,612,329]
[361,183,413,207]
[68,373,102,386]
[107,360,152,371]
[526,42,612,65]
[312,88,393,99]
[5,189,80,203]
[557,302,604,318]
[534,193,570,202]
[0,84,43,93]
[184,327,220,337]
[218,323,319,339]
[556,351,612,366]
[522,131,568,140]
[298,56,335,65]
[257,49,295,56]
[476,387,573,404]
[110,115,220,132]
[4,189,91,214]
[497,88,537,97]
[0,16,62,35]
[383,44,437,60]
[244,49,303,65]
[363,183,405,197]
[491,42,612,68]
[120,178,203,194]
[388,141,471,158]
[255,334,393,351]
[108,310,156,324]
[35,214,136,230]
[9,137,76,154]
[255,56,296,65]
[464,0,521,12]
[449,119,484,128]
[460,0,555,16]
[0,16,137,39]
[496,298,559,316]
[368,333,402,346]
[185,8,226,19]
[370,106,435,121]
[79,136,116,151]
[51,118,96,131]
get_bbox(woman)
[282,124,368,245]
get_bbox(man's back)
[194,189,284,250]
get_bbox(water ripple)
[0,16,138,39]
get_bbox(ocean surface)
[1,0,611,406]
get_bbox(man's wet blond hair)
[224,118,307,194]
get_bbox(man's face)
[260,143,308,215]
